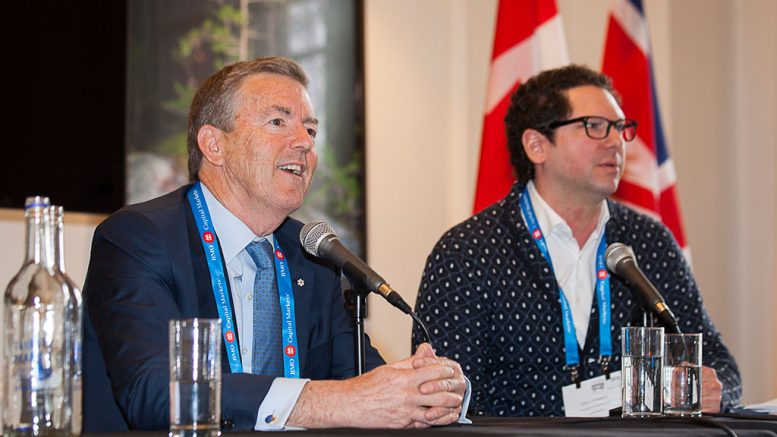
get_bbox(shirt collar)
[200,182,273,266]
[526,180,611,244]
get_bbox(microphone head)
[605,242,635,273]
[300,221,337,256]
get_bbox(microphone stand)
[344,286,369,376]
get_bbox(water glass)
[621,326,664,417]
[664,333,702,416]
[169,318,222,437]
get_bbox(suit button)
[221,418,235,429]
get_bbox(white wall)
[0,209,100,293]
[0,0,774,407]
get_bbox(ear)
[197,125,225,167]
[522,128,548,165]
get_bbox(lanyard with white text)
[187,183,301,378]
[519,187,613,385]
[187,183,242,373]
[271,234,301,378]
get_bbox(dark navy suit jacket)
[83,185,384,432]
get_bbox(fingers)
[412,356,467,397]
[419,373,466,396]
[418,390,464,409]
[700,366,723,413]
[423,406,461,426]
[380,353,467,426]
[409,405,460,427]
[701,366,722,387]
[407,368,464,414]
[412,355,461,375]
[413,342,436,358]
[408,358,457,385]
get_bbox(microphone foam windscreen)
[299,221,335,256]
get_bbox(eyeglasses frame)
[544,116,638,142]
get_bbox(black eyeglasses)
[545,116,638,142]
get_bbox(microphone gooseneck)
[605,243,681,333]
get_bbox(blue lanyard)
[271,234,300,378]
[187,183,300,378]
[519,187,612,380]
[187,184,242,373]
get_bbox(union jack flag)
[602,0,688,251]
[473,0,569,213]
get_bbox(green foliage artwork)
[127,0,365,254]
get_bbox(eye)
[585,119,606,131]
[269,118,285,127]
[306,128,317,138]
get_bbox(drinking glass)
[664,333,702,417]
[169,318,222,437]
[621,326,664,417]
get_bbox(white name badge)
[562,371,622,417]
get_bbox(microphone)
[299,221,413,315]
[605,243,681,333]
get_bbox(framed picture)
[126,0,366,255]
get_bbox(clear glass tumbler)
[663,333,702,417]
[621,326,664,417]
[169,318,222,437]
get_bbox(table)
[85,414,777,436]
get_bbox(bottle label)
[11,339,64,391]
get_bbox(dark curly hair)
[505,64,617,184]
[187,56,309,181]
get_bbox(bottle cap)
[24,196,51,209]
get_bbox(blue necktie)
[245,239,283,376]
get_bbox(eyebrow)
[269,105,319,125]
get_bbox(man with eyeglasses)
[412,65,741,417]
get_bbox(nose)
[604,123,625,148]
[291,122,315,152]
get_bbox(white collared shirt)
[525,181,610,347]
[200,183,307,430]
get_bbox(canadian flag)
[602,0,688,251]
[472,0,569,213]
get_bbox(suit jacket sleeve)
[85,208,276,430]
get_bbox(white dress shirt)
[525,181,610,347]
[201,184,307,430]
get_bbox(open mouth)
[278,164,303,176]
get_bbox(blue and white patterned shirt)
[413,182,741,417]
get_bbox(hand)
[701,365,722,413]
[405,343,467,425]
[287,345,464,429]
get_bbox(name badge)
[561,371,622,417]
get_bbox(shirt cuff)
[254,378,310,431]
[458,375,473,424]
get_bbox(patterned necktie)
[245,239,283,376]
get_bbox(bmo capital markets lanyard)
[187,183,301,378]
[519,187,613,386]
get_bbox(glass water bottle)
[3,197,75,437]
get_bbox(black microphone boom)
[605,243,681,333]
[299,221,413,315]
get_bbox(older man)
[84,56,466,432]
